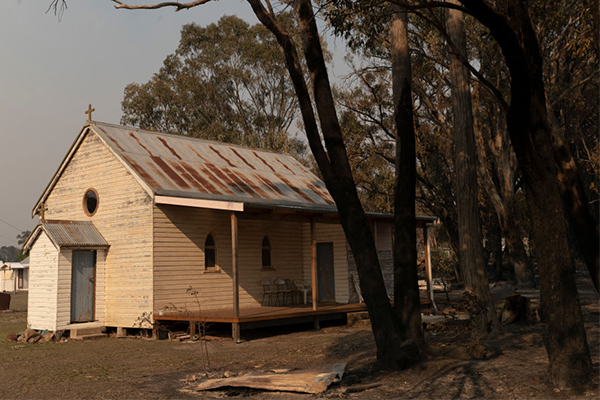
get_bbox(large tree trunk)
[446,0,501,335]
[547,102,600,292]
[390,6,423,345]
[459,0,593,388]
[248,0,418,369]
[472,84,535,288]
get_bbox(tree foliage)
[121,14,306,158]
[0,246,19,262]
[0,231,31,262]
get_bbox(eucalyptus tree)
[324,0,501,334]
[325,0,595,387]
[446,0,501,333]
[452,0,593,388]
[390,3,423,345]
[121,15,306,158]
[534,0,600,289]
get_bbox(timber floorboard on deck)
[155,303,369,324]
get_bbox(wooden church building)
[23,121,436,340]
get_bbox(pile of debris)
[5,329,66,344]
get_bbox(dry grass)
[0,271,598,399]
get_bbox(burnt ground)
[0,267,598,400]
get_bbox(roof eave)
[154,189,338,214]
[22,224,44,254]
[153,190,438,224]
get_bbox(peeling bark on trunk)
[390,6,423,346]
[446,0,500,335]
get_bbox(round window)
[83,189,99,216]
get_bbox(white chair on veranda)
[294,280,312,305]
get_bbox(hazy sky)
[0,0,349,249]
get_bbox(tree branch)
[110,0,212,11]
[388,0,470,16]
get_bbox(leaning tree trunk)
[447,0,501,335]
[292,0,419,368]
[459,0,593,388]
[248,0,418,370]
[390,5,423,346]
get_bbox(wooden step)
[70,326,105,339]
[347,311,370,327]
[76,333,108,341]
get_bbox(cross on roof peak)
[85,104,95,121]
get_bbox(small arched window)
[261,236,272,269]
[205,234,216,269]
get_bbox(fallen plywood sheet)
[195,363,346,394]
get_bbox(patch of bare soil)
[1,268,598,399]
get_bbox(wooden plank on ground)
[195,363,346,394]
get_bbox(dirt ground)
[1,267,598,400]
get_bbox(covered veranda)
[152,196,438,342]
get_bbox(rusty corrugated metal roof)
[91,122,336,211]
[43,220,109,248]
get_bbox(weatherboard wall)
[27,231,59,331]
[153,205,308,313]
[41,130,153,328]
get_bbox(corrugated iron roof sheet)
[91,122,336,211]
[43,220,109,248]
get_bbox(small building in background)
[0,257,29,292]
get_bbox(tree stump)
[500,294,533,324]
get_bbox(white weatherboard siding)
[42,131,153,328]
[237,217,304,307]
[1,269,14,292]
[153,205,306,312]
[28,232,59,331]
[301,222,350,304]
[56,251,72,330]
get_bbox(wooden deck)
[154,299,435,342]
[154,302,369,324]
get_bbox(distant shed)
[1,258,29,292]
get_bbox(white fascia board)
[154,195,244,212]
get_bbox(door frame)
[70,249,97,323]
[17,269,23,290]
[316,242,335,303]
